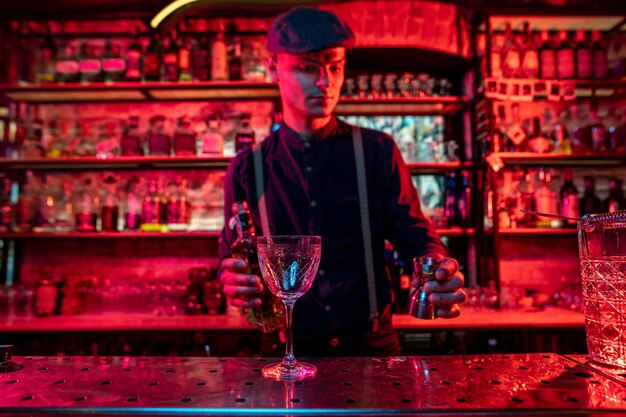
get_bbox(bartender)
[218,6,466,356]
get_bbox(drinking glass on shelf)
[256,235,321,381]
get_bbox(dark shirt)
[218,116,447,353]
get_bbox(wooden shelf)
[488,152,626,169]
[497,228,577,236]
[437,227,475,236]
[335,96,470,116]
[0,231,221,239]
[407,161,473,174]
[0,155,232,171]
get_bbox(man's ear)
[267,54,279,82]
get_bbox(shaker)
[408,256,439,320]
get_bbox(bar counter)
[2,353,626,416]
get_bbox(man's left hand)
[418,257,466,318]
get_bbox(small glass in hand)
[256,235,321,381]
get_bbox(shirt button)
[324,305,332,312]
[310,200,317,207]
[306,166,312,172]
[318,269,324,276]
[330,337,340,348]
[304,142,311,148]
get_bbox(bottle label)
[201,133,223,155]
[55,60,79,75]
[502,50,521,78]
[556,49,575,79]
[126,50,142,79]
[179,49,190,70]
[540,50,556,79]
[103,58,126,73]
[144,55,160,79]
[211,42,228,80]
[521,50,539,78]
[593,51,608,79]
[80,59,102,74]
[490,51,502,78]
[576,49,592,79]
[173,133,196,154]
[163,53,178,80]
[148,134,171,155]
[120,135,143,156]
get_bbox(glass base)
[262,361,317,381]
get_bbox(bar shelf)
[497,228,577,236]
[407,161,473,174]
[488,152,626,169]
[335,96,470,116]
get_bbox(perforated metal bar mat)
[3,354,626,416]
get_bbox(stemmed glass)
[256,235,321,381]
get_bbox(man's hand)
[218,258,264,308]
[412,257,466,318]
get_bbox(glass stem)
[282,300,296,366]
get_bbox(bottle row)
[2,30,269,85]
[490,167,625,230]
[0,171,226,234]
[485,102,626,155]
[342,72,454,99]
[487,22,625,80]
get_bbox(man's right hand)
[218,258,264,308]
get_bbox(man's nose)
[316,66,330,88]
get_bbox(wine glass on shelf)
[256,235,321,381]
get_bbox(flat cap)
[267,7,355,54]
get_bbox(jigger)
[408,257,439,320]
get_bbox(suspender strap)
[352,126,379,332]
[253,143,270,237]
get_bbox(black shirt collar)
[279,116,342,151]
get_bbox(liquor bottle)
[166,178,191,231]
[504,103,527,151]
[579,176,601,216]
[242,39,267,81]
[102,40,126,83]
[588,110,607,151]
[17,26,36,85]
[95,122,120,159]
[234,114,255,153]
[387,244,411,314]
[442,172,458,227]
[143,34,161,82]
[141,179,162,232]
[526,117,552,153]
[535,169,558,226]
[101,179,119,232]
[556,30,575,79]
[74,179,98,232]
[161,34,179,82]
[22,118,45,159]
[518,169,537,226]
[539,30,556,79]
[78,40,102,83]
[15,171,37,232]
[199,115,224,156]
[501,22,521,79]
[458,171,472,227]
[73,121,96,157]
[228,38,243,81]
[37,27,56,84]
[228,200,284,333]
[0,178,13,232]
[178,35,192,82]
[552,122,572,154]
[519,22,539,79]
[605,177,625,213]
[559,168,579,227]
[574,29,592,79]
[55,43,80,83]
[124,189,141,231]
[172,116,196,156]
[54,182,74,232]
[47,121,71,158]
[120,116,143,156]
[591,30,608,79]
[191,36,210,81]
[146,115,171,156]
[489,25,504,78]
[125,27,143,81]
[211,31,228,81]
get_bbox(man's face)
[270,47,346,120]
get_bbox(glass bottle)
[191,36,210,81]
[54,182,74,232]
[501,22,521,79]
[535,169,558,226]
[143,34,161,82]
[178,35,192,82]
[146,115,171,156]
[22,118,45,159]
[74,179,98,232]
[211,31,228,81]
[539,30,556,79]
[166,178,191,232]
[101,178,119,232]
[526,117,552,153]
[141,179,162,232]
[120,116,143,156]
[78,40,102,83]
[588,110,607,152]
[442,172,458,227]
[161,33,179,82]
[102,40,126,83]
[228,38,243,81]
[172,116,196,156]
[458,171,472,228]
[552,122,572,154]
[124,189,141,231]
[556,30,575,80]
[591,30,608,80]
[73,121,96,157]
[559,168,579,227]
[95,122,120,159]
[54,42,79,84]
[199,115,224,156]
[229,200,284,333]
[489,24,504,78]
[15,171,37,232]
[125,27,143,81]
[605,177,625,213]
[574,29,592,79]
[234,114,255,153]
[519,22,539,79]
[0,178,13,232]
[579,176,601,216]
[37,27,56,84]
[242,39,267,81]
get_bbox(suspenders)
[251,126,380,331]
